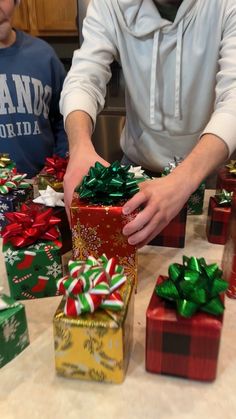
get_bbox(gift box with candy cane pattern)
[53,255,134,383]
[2,204,63,300]
[146,257,227,381]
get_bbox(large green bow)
[156,256,228,318]
[76,161,140,204]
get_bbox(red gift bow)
[44,155,68,182]
[2,203,61,247]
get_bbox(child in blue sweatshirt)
[0,0,68,177]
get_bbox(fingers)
[122,189,149,215]
[124,212,167,246]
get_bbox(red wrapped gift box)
[206,196,231,245]
[146,276,224,381]
[148,205,187,248]
[71,194,138,288]
[216,166,236,192]
[222,194,236,298]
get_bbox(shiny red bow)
[2,203,61,247]
[44,155,68,182]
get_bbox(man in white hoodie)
[60,0,236,247]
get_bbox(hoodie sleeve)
[60,0,118,127]
[201,2,236,156]
[49,54,69,157]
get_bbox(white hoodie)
[60,0,236,171]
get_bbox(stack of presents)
[0,152,235,383]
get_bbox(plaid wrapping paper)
[206,196,231,245]
[149,205,187,248]
[216,167,236,192]
[222,194,236,298]
[146,276,223,381]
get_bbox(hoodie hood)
[114,0,198,36]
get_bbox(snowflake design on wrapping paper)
[119,255,137,284]
[16,330,29,350]
[3,316,20,342]
[111,230,128,248]
[46,261,62,278]
[0,202,10,212]
[27,243,43,251]
[4,248,21,266]
[72,223,102,259]
[189,194,202,205]
[0,212,5,221]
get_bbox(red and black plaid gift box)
[222,194,236,298]
[146,276,224,381]
[148,205,187,248]
[206,196,231,245]
[216,165,236,193]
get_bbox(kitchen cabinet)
[13,0,78,36]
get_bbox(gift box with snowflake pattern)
[71,194,138,289]
[187,182,205,215]
[0,187,33,234]
[2,239,63,300]
[53,279,134,384]
[0,294,29,368]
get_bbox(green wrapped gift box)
[0,294,29,368]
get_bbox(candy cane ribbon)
[57,255,126,316]
[0,173,30,194]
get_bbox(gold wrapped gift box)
[53,280,134,383]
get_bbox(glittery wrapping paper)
[53,280,134,383]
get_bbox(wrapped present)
[71,162,140,288]
[0,172,33,233]
[206,190,233,245]
[2,204,63,300]
[0,293,29,368]
[146,256,227,381]
[33,186,72,255]
[222,193,236,298]
[35,155,68,192]
[161,157,205,215]
[0,153,16,173]
[148,204,187,248]
[216,160,236,192]
[53,255,134,383]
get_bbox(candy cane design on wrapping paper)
[57,254,127,316]
[13,273,32,284]
[44,244,54,261]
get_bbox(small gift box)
[0,153,16,173]
[2,204,63,300]
[33,186,72,255]
[71,162,140,288]
[53,255,134,383]
[162,157,205,215]
[222,193,236,298]
[148,205,187,248]
[216,160,236,192]
[0,172,33,234]
[35,155,68,192]
[146,256,227,381]
[0,293,29,368]
[206,190,233,245]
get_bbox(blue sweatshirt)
[0,30,68,178]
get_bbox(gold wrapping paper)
[53,280,134,383]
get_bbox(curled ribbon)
[76,161,140,204]
[0,153,14,169]
[44,155,68,182]
[215,189,233,206]
[226,160,236,176]
[1,203,61,247]
[57,254,127,316]
[156,256,228,318]
[0,172,30,195]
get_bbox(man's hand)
[122,173,191,248]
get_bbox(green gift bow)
[215,189,233,206]
[76,161,140,204]
[156,256,228,318]
[226,160,236,176]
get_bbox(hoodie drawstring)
[174,19,184,119]
[150,19,184,125]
